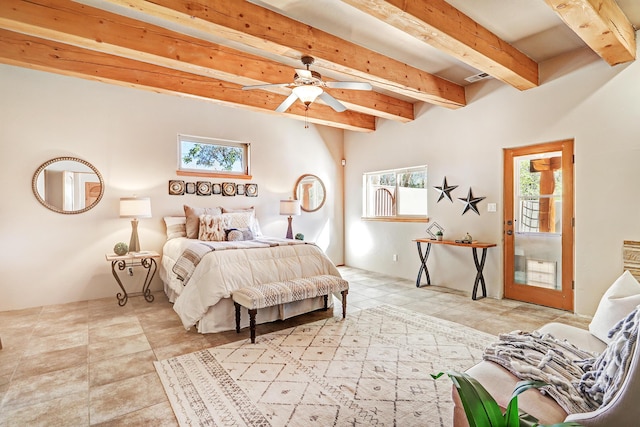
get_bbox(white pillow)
[589,270,640,343]
[163,216,186,240]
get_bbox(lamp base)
[129,218,141,252]
[286,216,293,239]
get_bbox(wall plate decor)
[236,184,245,196]
[169,180,185,195]
[245,183,258,197]
[426,222,444,239]
[196,181,212,196]
[434,176,458,203]
[212,183,221,195]
[222,182,236,196]
[458,188,485,215]
[186,182,196,194]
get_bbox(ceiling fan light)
[292,85,323,105]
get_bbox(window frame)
[362,165,429,223]
[176,134,252,179]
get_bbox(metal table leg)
[471,248,488,300]
[416,241,432,287]
[111,260,129,306]
[141,257,157,303]
[110,257,157,306]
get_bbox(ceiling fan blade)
[295,69,313,79]
[325,81,372,90]
[275,93,299,113]
[242,83,291,90]
[319,92,347,112]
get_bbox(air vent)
[464,72,491,83]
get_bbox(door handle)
[506,220,513,226]
[506,230,513,235]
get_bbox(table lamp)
[120,197,152,252]
[280,199,301,239]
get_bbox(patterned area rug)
[154,304,496,426]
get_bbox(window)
[177,134,251,178]
[363,165,428,221]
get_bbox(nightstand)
[105,251,160,306]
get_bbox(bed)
[159,208,342,333]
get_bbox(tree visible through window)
[178,135,250,176]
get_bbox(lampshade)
[119,197,152,218]
[292,85,323,105]
[280,199,301,216]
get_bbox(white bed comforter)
[160,237,341,331]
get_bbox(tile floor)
[0,266,591,426]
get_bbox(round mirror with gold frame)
[32,157,104,214]
[294,174,326,212]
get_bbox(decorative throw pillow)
[222,210,255,230]
[163,216,187,240]
[589,271,640,343]
[198,214,229,241]
[184,205,222,238]
[221,207,262,236]
[578,306,639,408]
[225,228,254,241]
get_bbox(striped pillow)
[163,216,186,240]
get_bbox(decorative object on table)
[185,182,196,194]
[119,196,152,252]
[434,176,458,202]
[295,233,304,240]
[236,184,245,196]
[464,232,473,242]
[436,230,443,241]
[245,183,258,197]
[113,242,128,256]
[431,371,578,427]
[196,181,212,196]
[458,188,486,215]
[222,182,237,196]
[168,180,185,195]
[212,183,222,195]
[426,221,445,239]
[280,198,301,239]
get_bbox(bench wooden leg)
[234,302,241,333]
[323,295,329,310]
[248,308,257,343]
[341,290,348,319]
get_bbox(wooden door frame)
[503,139,574,311]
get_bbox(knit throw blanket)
[483,306,639,415]
[172,238,310,286]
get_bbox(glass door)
[503,140,574,310]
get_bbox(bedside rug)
[154,304,495,427]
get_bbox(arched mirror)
[32,157,104,214]
[294,174,326,212]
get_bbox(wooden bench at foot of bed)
[232,275,349,343]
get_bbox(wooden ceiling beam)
[100,0,466,108]
[342,0,539,90]
[544,0,636,66]
[0,0,411,122]
[0,29,375,132]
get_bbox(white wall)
[0,64,344,311]
[344,46,640,317]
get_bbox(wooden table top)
[413,238,497,249]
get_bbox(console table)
[413,238,497,300]
[105,251,159,306]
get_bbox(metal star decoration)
[434,176,458,202]
[458,188,486,215]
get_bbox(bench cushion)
[232,275,348,310]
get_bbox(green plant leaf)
[444,371,504,426]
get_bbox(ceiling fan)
[242,56,372,113]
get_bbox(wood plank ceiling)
[0,0,636,132]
